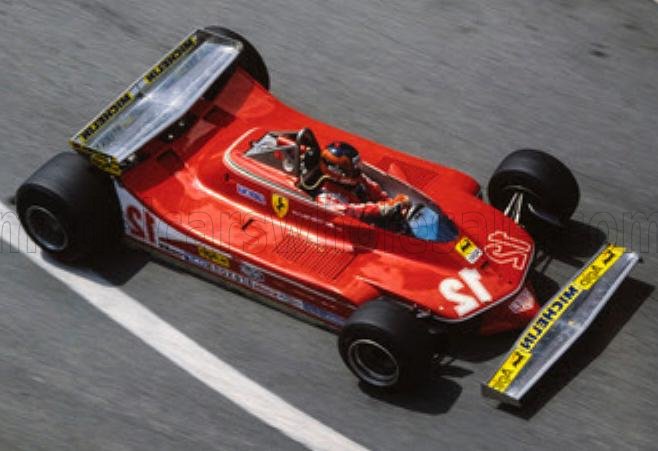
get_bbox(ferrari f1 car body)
[17,27,639,404]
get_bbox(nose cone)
[355,225,534,322]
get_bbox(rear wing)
[69,28,242,175]
[482,243,639,406]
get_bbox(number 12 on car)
[125,204,157,244]
[439,268,493,316]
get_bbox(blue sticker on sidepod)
[237,184,266,205]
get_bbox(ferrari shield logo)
[271,193,289,218]
[455,236,483,264]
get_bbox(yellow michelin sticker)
[70,140,123,176]
[487,244,625,392]
[455,236,483,264]
[89,152,122,176]
[574,246,622,290]
[77,91,134,143]
[488,349,532,392]
[143,34,198,84]
[198,245,231,268]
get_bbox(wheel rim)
[347,339,400,387]
[25,205,68,252]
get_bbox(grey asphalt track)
[1,0,658,450]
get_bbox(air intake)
[274,234,354,280]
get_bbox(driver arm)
[361,174,389,201]
[316,192,401,221]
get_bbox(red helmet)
[320,141,362,186]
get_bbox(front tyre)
[488,149,580,229]
[16,152,120,262]
[338,299,434,390]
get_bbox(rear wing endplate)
[482,243,639,406]
[68,28,242,175]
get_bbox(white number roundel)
[439,268,492,317]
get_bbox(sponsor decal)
[198,245,231,268]
[484,231,532,270]
[143,35,198,84]
[291,210,338,229]
[508,287,535,314]
[487,349,532,392]
[574,246,620,290]
[159,241,187,260]
[240,262,265,283]
[454,236,483,264]
[71,141,123,175]
[162,240,344,327]
[517,284,581,352]
[487,244,624,392]
[300,301,346,326]
[78,91,134,142]
[89,151,122,176]
[237,184,266,205]
[271,193,289,219]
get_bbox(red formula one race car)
[16,27,639,405]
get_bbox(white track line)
[0,201,367,451]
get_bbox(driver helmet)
[320,141,362,186]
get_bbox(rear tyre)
[338,299,434,390]
[488,149,579,229]
[204,26,270,90]
[16,152,120,263]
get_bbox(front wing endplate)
[482,243,639,406]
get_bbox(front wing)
[482,243,639,406]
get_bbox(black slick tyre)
[338,299,434,390]
[488,149,580,227]
[16,152,120,263]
